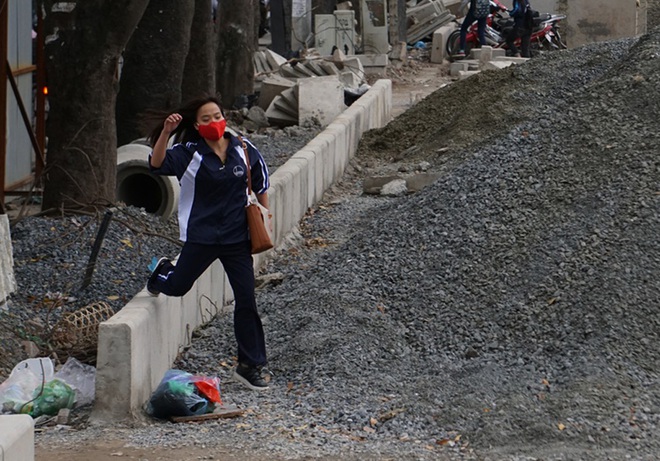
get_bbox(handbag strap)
[238,135,253,196]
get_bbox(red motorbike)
[446,0,567,58]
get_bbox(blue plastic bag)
[146,370,216,419]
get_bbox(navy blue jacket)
[510,0,530,26]
[149,133,269,245]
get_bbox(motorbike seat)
[533,13,552,26]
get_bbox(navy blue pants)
[459,10,487,51]
[151,241,267,367]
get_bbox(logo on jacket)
[233,166,245,177]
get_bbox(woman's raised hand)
[164,113,183,133]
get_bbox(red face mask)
[198,119,227,141]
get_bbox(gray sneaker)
[232,363,271,391]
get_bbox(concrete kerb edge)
[92,79,392,422]
[0,414,34,461]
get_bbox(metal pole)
[0,0,8,213]
[5,61,46,175]
[36,1,46,176]
[81,209,114,290]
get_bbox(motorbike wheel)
[446,30,473,58]
[552,29,567,49]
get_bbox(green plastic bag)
[20,378,75,417]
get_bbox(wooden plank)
[170,406,246,423]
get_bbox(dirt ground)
[32,58,452,461]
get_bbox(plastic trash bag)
[20,378,75,417]
[54,357,96,406]
[146,369,222,419]
[0,358,54,413]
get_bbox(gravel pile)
[6,31,660,460]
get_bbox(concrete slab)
[458,70,481,80]
[483,60,515,71]
[258,76,296,111]
[341,57,366,82]
[493,56,530,64]
[266,104,298,127]
[0,414,35,461]
[273,88,299,118]
[298,76,345,128]
[303,60,327,76]
[339,70,363,89]
[352,54,388,77]
[264,49,288,69]
[319,60,340,75]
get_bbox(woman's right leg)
[459,11,475,51]
[150,242,219,297]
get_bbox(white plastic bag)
[54,357,96,406]
[0,357,54,413]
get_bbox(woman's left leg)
[219,242,267,367]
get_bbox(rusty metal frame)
[0,0,7,213]
[1,0,47,212]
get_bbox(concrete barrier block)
[267,179,286,244]
[477,46,493,65]
[92,293,192,421]
[309,132,338,191]
[0,214,17,304]
[273,161,305,225]
[352,80,391,128]
[325,123,350,175]
[492,48,507,58]
[291,150,317,209]
[450,61,469,77]
[0,415,34,461]
[285,157,311,222]
[270,168,296,238]
[431,24,457,63]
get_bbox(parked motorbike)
[446,0,567,58]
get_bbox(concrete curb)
[0,415,34,461]
[1,214,17,305]
[90,79,392,422]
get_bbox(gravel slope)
[6,31,660,461]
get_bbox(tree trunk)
[116,1,195,146]
[216,0,259,109]
[40,0,150,212]
[182,0,217,102]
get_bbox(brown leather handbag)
[239,137,273,254]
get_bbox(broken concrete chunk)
[405,173,441,192]
[247,106,270,128]
[381,179,409,197]
[363,175,404,195]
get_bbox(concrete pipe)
[116,143,180,221]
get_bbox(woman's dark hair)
[144,94,224,147]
